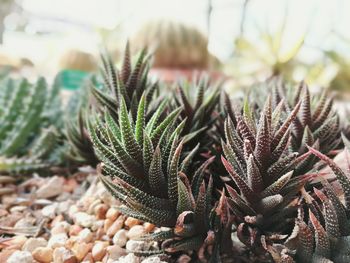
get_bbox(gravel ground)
[0,170,184,263]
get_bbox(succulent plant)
[250,79,341,175]
[279,147,350,263]
[172,77,221,153]
[90,43,159,122]
[63,79,99,167]
[88,94,218,256]
[221,96,316,257]
[0,76,63,174]
[65,110,98,166]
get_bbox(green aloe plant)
[0,76,63,174]
[90,43,158,121]
[174,77,220,141]
[89,95,217,256]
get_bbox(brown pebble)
[0,208,8,217]
[95,204,108,219]
[51,215,64,227]
[53,247,77,263]
[69,225,82,236]
[71,242,92,261]
[144,222,155,233]
[124,217,141,228]
[103,218,113,233]
[127,225,146,239]
[7,235,28,249]
[107,216,125,237]
[65,238,75,250]
[0,249,16,262]
[64,178,78,193]
[105,207,120,221]
[82,252,94,263]
[32,247,53,263]
[95,226,105,240]
[92,242,108,261]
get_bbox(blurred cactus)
[0,76,63,174]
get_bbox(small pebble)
[87,199,101,213]
[68,205,79,219]
[95,204,108,219]
[69,225,83,236]
[126,240,149,252]
[144,222,155,233]
[7,250,33,263]
[116,253,139,263]
[91,219,104,231]
[58,200,73,214]
[106,245,126,260]
[22,237,47,252]
[14,218,34,228]
[82,252,93,262]
[0,249,16,262]
[8,235,28,249]
[71,242,92,261]
[127,225,146,240]
[124,217,141,228]
[53,247,77,263]
[75,212,95,228]
[42,203,58,218]
[107,216,125,237]
[36,176,64,199]
[104,218,114,233]
[142,256,167,263]
[113,229,128,247]
[51,214,64,227]
[106,207,120,221]
[92,242,107,261]
[32,247,53,263]
[10,205,27,213]
[51,222,70,235]
[77,228,93,243]
[48,233,68,249]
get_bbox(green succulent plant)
[174,77,220,139]
[89,94,218,256]
[91,43,159,121]
[0,76,63,174]
[63,79,99,167]
[65,109,98,166]
[220,95,318,258]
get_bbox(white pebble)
[36,176,64,199]
[113,229,128,247]
[116,253,139,263]
[42,203,58,218]
[22,237,48,252]
[127,225,146,240]
[126,240,149,252]
[7,250,33,263]
[106,245,126,260]
[142,256,168,263]
[53,247,76,263]
[77,228,93,243]
[48,233,68,248]
[75,212,95,228]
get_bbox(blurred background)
[1,0,350,97]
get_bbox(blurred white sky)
[3,0,350,65]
